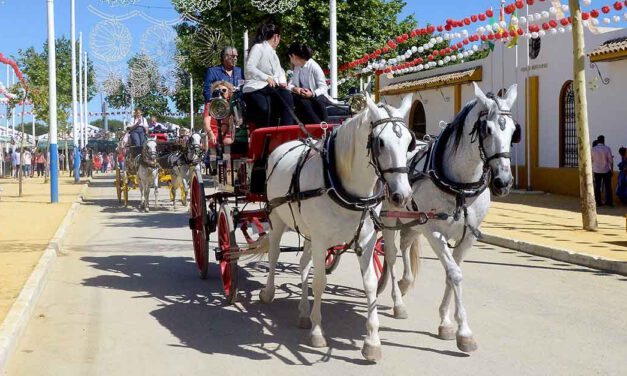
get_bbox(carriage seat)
[326,103,351,125]
[247,124,334,194]
[247,124,333,163]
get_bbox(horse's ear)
[398,94,414,119]
[504,83,518,109]
[365,92,380,118]
[473,82,490,108]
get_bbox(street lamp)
[46,0,59,203]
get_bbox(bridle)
[469,92,520,168]
[186,134,203,164]
[141,141,158,168]
[368,105,417,182]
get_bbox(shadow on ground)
[80,254,466,365]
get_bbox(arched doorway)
[410,100,426,138]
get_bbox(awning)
[589,36,627,63]
[380,67,482,96]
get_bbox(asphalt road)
[5,175,627,376]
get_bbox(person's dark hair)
[287,42,313,60]
[253,23,281,44]
[593,140,598,147]
[220,46,236,64]
[597,135,605,144]
[619,147,626,157]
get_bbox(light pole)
[47,0,59,203]
[189,75,194,131]
[78,32,83,149]
[84,51,88,148]
[71,0,80,181]
[329,0,338,99]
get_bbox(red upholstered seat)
[153,133,169,143]
[247,124,334,163]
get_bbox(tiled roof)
[589,36,627,62]
[380,67,482,96]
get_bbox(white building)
[377,3,626,196]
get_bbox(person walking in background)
[11,148,20,178]
[36,150,45,177]
[616,146,627,205]
[23,149,32,178]
[59,151,66,171]
[591,135,614,207]
[102,153,109,173]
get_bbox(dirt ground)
[0,173,86,323]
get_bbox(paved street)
[5,175,627,376]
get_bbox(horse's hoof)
[398,280,411,296]
[259,288,274,304]
[297,316,312,329]
[309,334,327,348]
[361,343,383,362]
[456,335,478,352]
[438,325,456,340]
[393,305,408,319]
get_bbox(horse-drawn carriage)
[115,130,199,209]
[187,83,522,361]
[186,94,393,303]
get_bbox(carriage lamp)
[209,98,230,120]
[347,93,367,114]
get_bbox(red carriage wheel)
[325,245,344,275]
[217,203,239,304]
[375,237,389,295]
[189,174,209,279]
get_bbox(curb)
[0,179,89,373]
[480,233,627,276]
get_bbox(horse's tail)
[409,234,421,288]
[232,234,270,262]
[399,231,421,292]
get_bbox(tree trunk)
[569,0,598,231]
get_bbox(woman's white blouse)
[288,58,329,97]
[243,41,287,93]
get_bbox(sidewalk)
[482,193,627,274]
[0,173,87,324]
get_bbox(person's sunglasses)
[219,88,229,93]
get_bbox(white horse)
[380,83,520,353]
[137,139,160,212]
[169,133,203,208]
[253,94,415,362]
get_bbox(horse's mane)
[447,99,478,153]
[334,109,368,180]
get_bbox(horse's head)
[142,139,158,166]
[186,133,203,163]
[472,83,520,196]
[364,93,415,208]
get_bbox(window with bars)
[560,81,578,167]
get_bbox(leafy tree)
[90,118,126,133]
[105,54,169,116]
[172,0,419,111]
[15,36,96,138]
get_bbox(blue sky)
[0,0,615,121]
